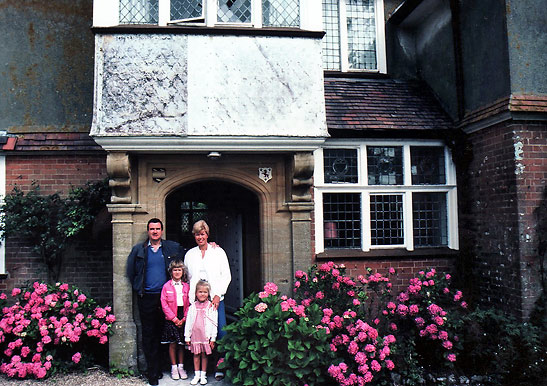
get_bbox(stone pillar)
[288,203,314,275]
[108,204,140,370]
[288,152,314,276]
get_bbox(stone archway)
[165,180,261,314]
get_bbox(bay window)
[314,140,458,253]
[117,0,300,27]
[321,0,386,72]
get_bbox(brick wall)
[314,257,456,296]
[0,154,112,305]
[461,122,546,319]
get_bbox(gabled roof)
[324,78,453,136]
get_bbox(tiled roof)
[11,133,103,152]
[324,78,453,135]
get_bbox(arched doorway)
[164,180,260,316]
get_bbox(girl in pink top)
[160,259,190,380]
[185,280,218,385]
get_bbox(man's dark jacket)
[126,239,186,296]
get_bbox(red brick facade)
[0,153,112,304]
[461,122,546,318]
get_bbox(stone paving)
[157,370,231,386]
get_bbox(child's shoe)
[178,364,188,379]
[190,373,200,385]
[170,365,180,380]
[200,373,208,385]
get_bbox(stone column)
[288,202,314,275]
[288,152,315,276]
[108,204,140,370]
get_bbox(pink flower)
[443,287,450,294]
[11,288,21,297]
[454,291,463,301]
[95,308,107,319]
[263,282,278,295]
[442,340,453,350]
[390,323,397,331]
[59,283,69,291]
[315,291,324,299]
[0,293,7,300]
[461,301,468,308]
[254,303,268,313]
[72,352,81,364]
[77,294,87,303]
[347,341,359,355]
[286,318,294,324]
[370,360,381,372]
[389,267,395,274]
[294,281,301,288]
[447,353,456,362]
[385,359,395,370]
[353,299,361,306]
[258,291,268,299]
[106,314,116,323]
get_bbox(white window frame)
[93,0,322,30]
[314,139,458,254]
[322,0,386,73]
[0,155,5,274]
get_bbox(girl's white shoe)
[200,374,207,385]
[190,374,200,385]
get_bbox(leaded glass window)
[346,0,377,70]
[263,0,300,27]
[367,146,403,185]
[370,194,404,245]
[171,0,203,21]
[119,0,159,24]
[324,149,358,183]
[217,0,252,23]
[413,193,448,247]
[411,147,446,185]
[323,193,361,249]
[315,142,457,252]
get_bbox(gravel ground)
[0,368,232,386]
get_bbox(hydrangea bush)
[220,262,470,386]
[0,282,116,379]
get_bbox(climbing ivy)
[0,179,110,281]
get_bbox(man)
[127,218,185,386]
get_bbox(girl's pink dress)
[189,300,213,355]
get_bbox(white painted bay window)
[322,0,386,72]
[314,140,458,253]
[115,0,303,28]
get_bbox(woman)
[184,220,231,380]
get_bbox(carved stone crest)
[258,167,272,183]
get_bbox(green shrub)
[218,283,334,386]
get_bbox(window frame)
[314,139,458,254]
[109,0,308,28]
[322,0,387,73]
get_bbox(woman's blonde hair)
[167,258,188,282]
[192,220,210,236]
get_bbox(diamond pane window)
[171,0,203,21]
[413,193,447,247]
[370,194,404,245]
[119,0,159,24]
[263,0,299,27]
[323,193,361,249]
[322,0,341,70]
[346,0,377,70]
[324,149,358,183]
[367,146,403,185]
[411,147,446,185]
[218,0,252,23]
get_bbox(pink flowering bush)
[0,282,116,379]
[220,263,470,386]
[378,269,468,382]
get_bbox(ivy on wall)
[0,179,110,281]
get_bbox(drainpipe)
[450,0,465,121]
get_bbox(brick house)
[0,0,544,371]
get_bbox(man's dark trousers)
[138,293,164,383]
